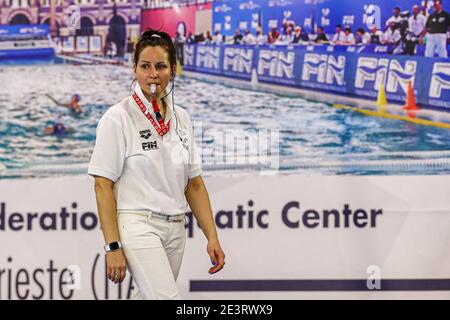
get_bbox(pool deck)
[56,54,128,66]
[183,70,450,129]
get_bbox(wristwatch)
[104,241,122,252]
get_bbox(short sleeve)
[187,119,202,179]
[88,115,126,182]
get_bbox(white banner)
[0,174,449,299]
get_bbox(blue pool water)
[1,58,450,178]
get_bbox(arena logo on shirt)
[354,57,417,98]
[196,46,221,70]
[223,47,254,74]
[139,129,152,140]
[301,53,346,92]
[257,49,295,79]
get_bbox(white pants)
[425,34,448,58]
[118,211,186,300]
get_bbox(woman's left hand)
[207,238,225,274]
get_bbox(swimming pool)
[1,59,450,178]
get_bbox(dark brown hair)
[134,29,177,76]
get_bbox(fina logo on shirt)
[142,141,158,151]
[139,129,152,139]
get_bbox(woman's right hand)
[106,249,127,284]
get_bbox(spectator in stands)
[292,26,309,44]
[288,21,296,33]
[423,0,450,58]
[204,30,213,44]
[233,28,244,45]
[369,25,383,44]
[196,33,206,43]
[213,30,223,45]
[356,28,371,44]
[281,19,289,36]
[340,26,356,45]
[268,27,280,44]
[174,32,185,64]
[256,27,266,45]
[186,31,195,44]
[385,7,403,29]
[405,5,427,55]
[278,26,294,44]
[382,21,402,45]
[243,29,257,45]
[314,26,329,44]
[331,24,345,44]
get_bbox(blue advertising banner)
[256,45,302,86]
[222,45,256,80]
[351,54,422,103]
[183,43,450,111]
[259,0,314,34]
[0,24,50,39]
[194,45,224,76]
[315,0,436,33]
[213,0,262,36]
[182,44,197,71]
[298,49,354,94]
[422,58,450,110]
[213,0,438,35]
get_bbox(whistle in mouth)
[150,84,157,95]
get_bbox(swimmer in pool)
[43,115,73,135]
[43,122,67,135]
[46,94,83,114]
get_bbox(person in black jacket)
[423,0,450,58]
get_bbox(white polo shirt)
[383,28,402,44]
[342,33,355,45]
[408,14,427,36]
[88,83,202,215]
[332,31,346,43]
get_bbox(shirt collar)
[134,82,173,124]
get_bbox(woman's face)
[134,46,173,98]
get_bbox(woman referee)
[88,29,225,299]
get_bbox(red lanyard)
[132,92,171,136]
